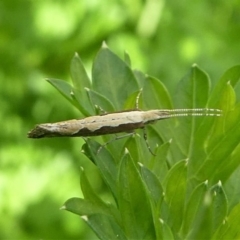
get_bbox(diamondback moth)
[28,108,222,154]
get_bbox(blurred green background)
[1,0,239,239]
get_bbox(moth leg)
[135,88,143,109]
[97,132,135,154]
[142,126,156,156]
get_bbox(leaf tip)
[74,52,79,58]
[81,215,89,221]
[102,41,108,49]
[81,149,85,154]
[84,87,90,92]
[138,162,144,167]
[217,180,222,187]
[60,205,66,210]
[223,218,227,225]
[124,148,130,154]
[159,218,164,224]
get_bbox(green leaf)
[140,164,164,239]
[185,82,232,179]
[70,52,91,90]
[141,75,179,164]
[62,197,106,216]
[46,78,75,106]
[46,78,94,115]
[123,90,142,110]
[83,139,118,200]
[92,44,139,110]
[140,164,164,207]
[123,131,157,164]
[146,126,165,157]
[149,139,171,183]
[164,160,188,232]
[123,134,142,163]
[80,167,104,202]
[209,181,228,232]
[212,203,240,240]
[117,150,155,239]
[185,182,228,239]
[86,88,115,113]
[208,107,240,183]
[190,68,240,171]
[122,125,164,163]
[208,65,240,107]
[171,65,210,164]
[80,168,120,223]
[143,75,173,110]
[180,180,208,237]
[185,191,213,240]
[133,69,147,88]
[124,51,131,67]
[82,214,127,240]
[159,219,175,240]
[207,81,236,146]
[224,164,240,210]
[69,53,96,115]
[175,64,210,109]
[196,84,240,182]
[71,87,95,115]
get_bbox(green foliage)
[45,45,240,239]
[2,1,240,239]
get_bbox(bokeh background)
[1,0,240,239]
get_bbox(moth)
[28,108,222,154]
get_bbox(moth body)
[28,111,149,138]
[28,108,222,138]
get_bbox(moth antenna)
[159,108,222,118]
[165,112,222,118]
[164,108,222,114]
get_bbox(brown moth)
[28,108,222,138]
[28,108,222,155]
